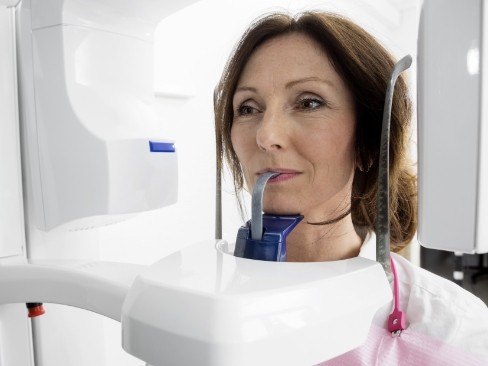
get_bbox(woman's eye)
[236,104,258,116]
[297,97,324,110]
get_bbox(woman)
[214,11,488,365]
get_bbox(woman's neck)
[285,213,363,262]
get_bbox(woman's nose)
[256,108,287,152]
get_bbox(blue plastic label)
[149,141,175,153]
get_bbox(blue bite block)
[234,215,303,262]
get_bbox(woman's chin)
[263,203,301,216]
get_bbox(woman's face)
[231,33,356,218]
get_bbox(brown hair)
[214,12,417,252]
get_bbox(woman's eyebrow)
[234,86,257,93]
[234,76,334,95]
[285,76,336,89]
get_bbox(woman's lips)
[257,170,301,184]
[268,173,300,183]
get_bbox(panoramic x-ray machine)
[0,0,487,365]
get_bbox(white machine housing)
[16,0,184,231]
[417,0,488,253]
[122,240,391,366]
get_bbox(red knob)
[26,303,45,318]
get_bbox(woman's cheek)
[230,126,244,157]
[231,126,253,186]
[234,122,258,155]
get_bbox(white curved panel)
[417,0,487,253]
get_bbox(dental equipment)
[121,234,390,365]
[234,172,303,261]
[417,0,488,254]
[376,55,413,282]
[377,55,412,336]
[15,0,186,232]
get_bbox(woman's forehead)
[236,32,341,90]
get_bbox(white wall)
[26,1,421,365]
